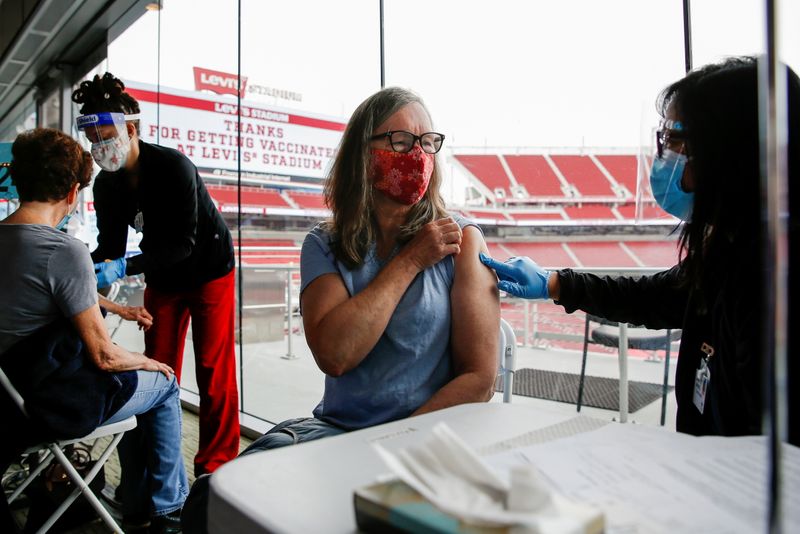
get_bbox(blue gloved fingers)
[479,252,499,268]
[497,280,526,298]
[480,252,521,281]
[94,258,126,289]
[96,273,112,289]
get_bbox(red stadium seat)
[623,241,680,268]
[508,212,565,220]
[566,242,638,267]
[596,155,638,197]
[563,205,619,220]
[454,155,512,198]
[616,202,671,220]
[206,184,291,209]
[503,242,578,268]
[288,191,327,210]
[550,155,615,197]
[504,155,565,197]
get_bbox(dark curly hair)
[71,72,141,134]
[10,128,93,202]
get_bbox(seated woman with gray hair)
[182,87,500,533]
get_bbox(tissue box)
[354,479,509,534]
[354,479,604,534]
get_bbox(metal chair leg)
[660,329,672,426]
[577,315,590,412]
[8,450,55,503]
[36,434,125,534]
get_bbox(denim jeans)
[240,417,346,456]
[104,370,189,517]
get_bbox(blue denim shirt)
[300,216,478,430]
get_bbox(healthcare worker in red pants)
[73,72,239,476]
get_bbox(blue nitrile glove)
[479,252,551,300]
[94,258,127,288]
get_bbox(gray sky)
[107,0,798,149]
[99,0,799,204]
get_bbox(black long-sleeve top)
[91,141,234,292]
[555,255,798,446]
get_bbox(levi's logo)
[193,67,248,97]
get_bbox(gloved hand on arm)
[94,257,127,288]
[479,252,552,300]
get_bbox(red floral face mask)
[370,146,435,205]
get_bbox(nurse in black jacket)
[72,73,239,475]
[481,57,800,446]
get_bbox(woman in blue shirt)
[182,87,500,534]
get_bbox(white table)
[209,403,800,534]
[208,403,575,534]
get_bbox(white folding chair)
[498,318,517,403]
[0,366,135,534]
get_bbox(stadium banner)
[124,81,346,181]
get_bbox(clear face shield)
[635,118,693,222]
[75,112,138,172]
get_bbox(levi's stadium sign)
[192,66,302,102]
[193,67,246,97]
[125,80,345,180]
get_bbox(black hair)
[10,128,93,202]
[659,57,800,293]
[71,72,141,135]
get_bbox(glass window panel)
[104,1,239,394]
[39,89,60,130]
[238,0,378,423]
[385,0,684,149]
[778,0,800,72]
[91,9,164,358]
[691,0,765,66]
[0,95,35,142]
[384,0,686,427]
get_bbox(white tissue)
[372,422,603,534]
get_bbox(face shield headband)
[76,112,139,172]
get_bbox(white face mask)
[91,130,131,172]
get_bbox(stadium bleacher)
[235,238,301,265]
[453,151,675,222]
[507,212,566,220]
[595,154,638,195]
[489,240,678,269]
[549,155,617,197]
[201,150,680,270]
[503,242,577,267]
[504,155,565,197]
[563,205,619,220]
[454,155,513,197]
[206,184,291,211]
[623,240,681,267]
[288,191,327,210]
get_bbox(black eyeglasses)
[370,130,445,154]
[655,128,688,158]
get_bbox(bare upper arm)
[450,226,500,376]
[300,273,351,347]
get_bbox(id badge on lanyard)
[134,210,144,233]
[693,342,714,414]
